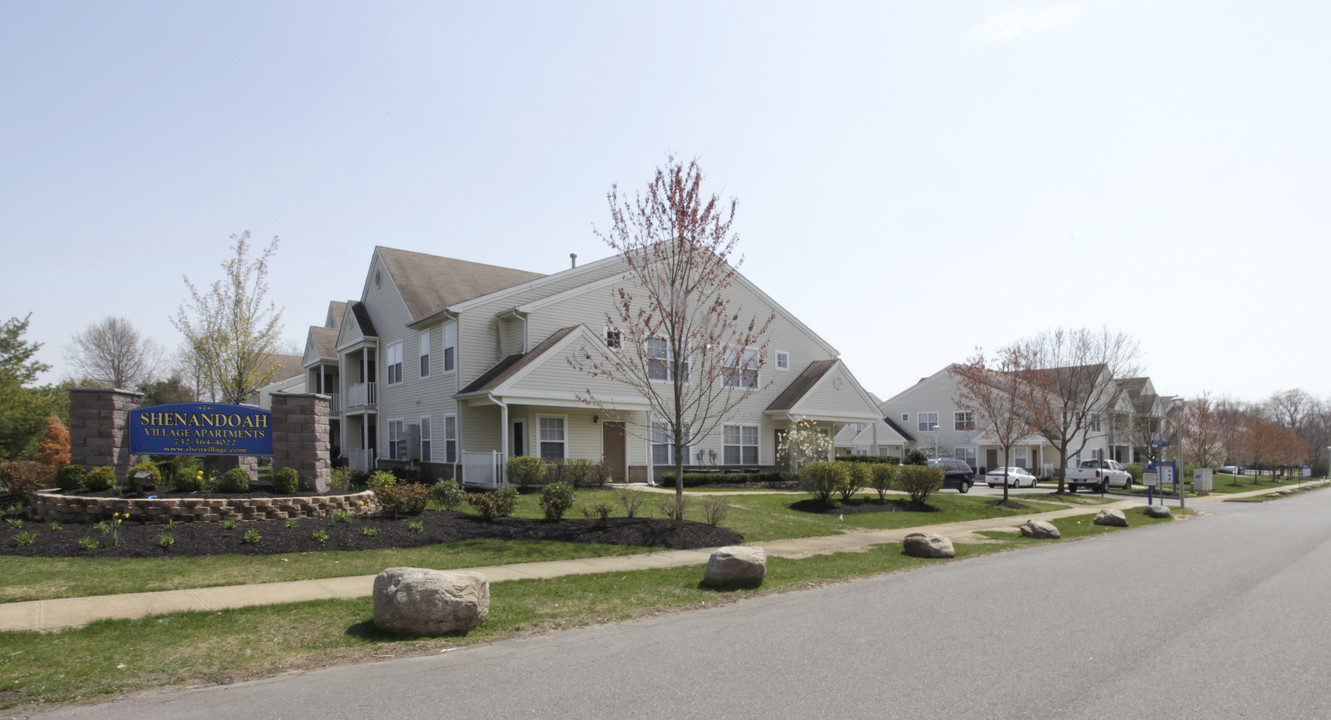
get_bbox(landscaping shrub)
[376,482,433,517]
[84,466,116,492]
[582,502,613,526]
[538,481,576,521]
[506,455,546,489]
[559,458,593,487]
[904,449,929,466]
[35,416,71,467]
[660,471,794,488]
[220,468,251,493]
[431,478,467,511]
[656,495,692,522]
[126,462,162,491]
[175,467,207,493]
[837,461,870,501]
[615,484,648,518]
[366,470,397,491]
[838,455,901,465]
[588,460,612,486]
[896,465,944,505]
[0,461,56,501]
[467,486,520,520]
[329,466,355,492]
[869,463,898,501]
[799,461,848,505]
[701,496,731,526]
[54,464,86,492]
[1125,464,1144,483]
[274,467,300,494]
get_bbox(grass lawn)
[0,489,1065,602]
[0,539,1013,709]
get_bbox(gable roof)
[376,246,546,322]
[883,416,916,443]
[304,326,339,366]
[458,327,578,395]
[767,359,837,412]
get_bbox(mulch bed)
[0,505,743,559]
[788,497,942,515]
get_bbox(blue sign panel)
[129,403,273,456]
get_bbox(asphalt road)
[27,490,1331,720]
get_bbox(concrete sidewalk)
[0,497,1153,634]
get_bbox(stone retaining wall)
[30,489,379,524]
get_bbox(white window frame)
[723,424,760,465]
[604,326,623,351]
[1090,448,1105,462]
[646,336,688,382]
[1089,413,1102,433]
[775,351,790,371]
[918,412,939,433]
[442,321,457,373]
[954,446,976,467]
[387,419,405,461]
[722,346,759,389]
[901,413,909,423]
[538,415,567,461]
[443,414,457,464]
[386,341,403,386]
[419,330,431,379]
[419,416,432,462]
[1014,447,1029,468]
[954,411,975,431]
[651,423,691,466]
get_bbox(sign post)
[1143,471,1158,505]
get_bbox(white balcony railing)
[462,450,505,488]
[328,393,342,414]
[348,448,375,474]
[346,382,376,409]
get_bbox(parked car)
[1065,459,1133,493]
[1220,465,1243,475]
[927,458,976,493]
[985,466,1037,488]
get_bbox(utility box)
[1193,468,1213,495]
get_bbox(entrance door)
[602,422,626,481]
[512,420,525,457]
[986,449,999,470]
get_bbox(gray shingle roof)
[458,327,578,395]
[376,246,546,321]
[766,359,837,412]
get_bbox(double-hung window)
[722,347,759,389]
[441,321,457,373]
[723,424,759,465]
[651,424,689,465]
[419,330,431,379]
[954,411,975,431]
[954,446,976,467]
[386,341,403,385]
[443,415,457,463]
[538,416,566,460]
[918,412,939,433]
[419,417,432,461]
[646,337,687,382]
[387,419,405,460]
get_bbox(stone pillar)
[68,388,143,478]
[272,393,331,493]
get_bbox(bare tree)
[63,316,164,390]
[1181,392,1226,468]
[951,346,1040,502]
[1016,327,1142,493]
[576,156,774,517]
[171,231,285,404]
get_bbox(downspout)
[488,392,509,486]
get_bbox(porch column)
[645,408,653,485]
[872,423,879,456]
[499,402,509,484]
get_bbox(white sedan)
[985,467,1038,488]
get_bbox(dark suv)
[927,458,976,493]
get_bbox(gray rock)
[1019,519,1061,539]
[903,531,956,558]
[1143,505,1173,519]
[703,546,766,588]
[1093,508,1129,527]
[373,567,489,636]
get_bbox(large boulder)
[1019,519,1061,539]
[1093,508,1129,527]
[703,546,766,588]
[1143,505,1173,519]
[373,567,489,636]
[903,532,956,558]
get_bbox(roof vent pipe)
[570,253,577,269]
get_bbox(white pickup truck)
[1065,459,1133,493]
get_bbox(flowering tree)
[776,419,834,471]
[576,157,773,518]
[951,347,1039,502]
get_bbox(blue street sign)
[129,403,273,456]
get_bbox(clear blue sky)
[3,1,1328,404]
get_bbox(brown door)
[986,449,998,470]
[602,422,626,481]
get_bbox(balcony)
[346,382,377,410]
[328,393,342,414]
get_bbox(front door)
[512,420,525,457]
[986,449,998,470]
[602,422,626,481]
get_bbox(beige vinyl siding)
[499,317,525,356]
[462,404,502,453]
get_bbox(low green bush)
[869,463,898,501]
[548,458,593,487]
[838,455,901,465]
[539,481,576,521]
[799,461,848,505]
[904,449,929,466]
[896,465,944,505]
[431,478,467,511]
[175,466,207,493]
[375,482,432,517]
[467,486,520,521]
[274,467,300,494]
[1125,464,1144,483]
[220,468,250,493]
[366,470,397,490]
[84,466,116,492]
[126,462,162,491]
[54,464,86,492]
[660,471,794,488]
[838,462,871,501]
[507,456,547,488]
